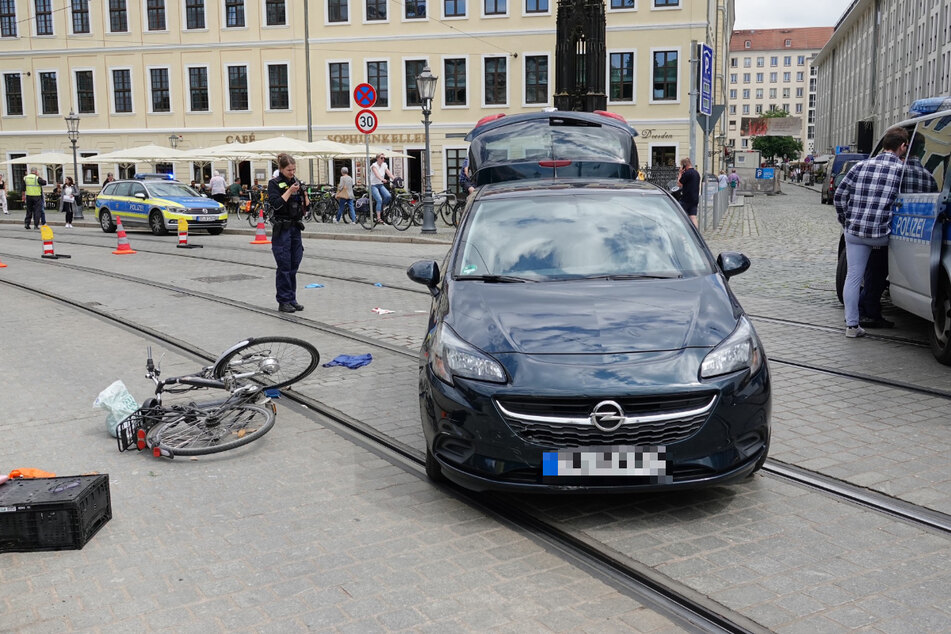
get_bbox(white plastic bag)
[93,380,138,438]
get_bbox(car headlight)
[700,316,763,378]
[430,323,507,386]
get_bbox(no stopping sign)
[355,109,378,134]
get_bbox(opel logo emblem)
[590,400,625,432]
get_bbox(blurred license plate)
[197,215,217,222]
[542,445,667,477]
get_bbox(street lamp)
[168,134,181,148]
[416,64,438,234]
[64,109,83,220]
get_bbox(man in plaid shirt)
[834,126,910,338]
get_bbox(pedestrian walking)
[267,153,308,313]
[102,173,115,186]
[0,172,8,215]
[728,169,741,203]
[209,171,227,205]
[677,157,700,228]
[23,167,46,230]
[717,170,728,191]
[834,126,909,338]
[370,153,395,223]
[459,158,475,197]
[61,176,78,228]
[334,167,356,223]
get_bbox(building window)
[227,66,248,110]
[367,0,386,19]
[741,138,748,148]
[445,0,465,17]
[730,58,737,68]
[186,0,205,28]
[328,0,348,21]
[796,71,804,81]
[446,147,466,196]
[729,88,736,99]
[266,0,286,25]
[744,40,750,48]
[781,87,789,98]
[109,0,128,32]
[796,87,803,97]
[609,52,634,102]
[485,0,505,14]
[444,58,466,105]
[484,57,506,105]
[367,61,388,107]
[769,72,777,82]
[756,57,764,67]
[729,104,736,114]
[144,0,168,30]
[742,73,749,83]
[770,56,777,67]
[225,0,245,27]
[76,70,95,113]
[651,50,677,101]
[39,71,58,114]
[784,39,791,47]
[784,56,791,66]
[268,64,289,109]
[112,69,132,113]
[3,73,22,115]
[755,104,763,114]
[743,57,751,68]
[80,152,99,184]
[742,104,749,114]
[188,67,209,111]
[756,88,764,99]
[795,103,802,114]
[405,59,425,106]
[730,73,736,84]
[329,62,350,108]
[742,88,749,98]
[527,0,548,12]
[405,0,425,18]
[150,68,170,112]
[71,0,89,33]
[35,0,53,35]
[782,72,789,82]
[524,55,548,104]
[756,72,763,83]
[654,0,678,5]
[797,55,805,65]
[0,0,16,37]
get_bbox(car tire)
[206,227,224,235]
[99,208,116,233]
[149,210,169,236]
[929,276,951,366]
[835,246,847,304]
[425,446,446,483]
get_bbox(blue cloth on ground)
[323,353,372,369]
[373,282,384,287]
[305,283,324,288]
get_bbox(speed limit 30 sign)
[355,109,378,134]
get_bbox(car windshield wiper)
[578,273,684,280]
[458,274,533,283]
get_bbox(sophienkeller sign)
[740,116,803,137]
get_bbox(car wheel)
[206,227,224,235]
[425,446,446,483]
[930,276,951,365]
[835,246,847,304]
[149,210,168,236]
[99,208,116,233]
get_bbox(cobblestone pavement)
[1,183,950,632]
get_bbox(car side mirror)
[134,192,146,200]
[407,260,441,298]
[717,252,751,278]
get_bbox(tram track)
[2,255,950,539]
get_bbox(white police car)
[835,97,951,363]
[95,174,227,236]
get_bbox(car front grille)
[495,393,716,448]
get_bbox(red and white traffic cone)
[39,225,70,259]
[112,216,137,255]
[176,218,202,249]
[250,209,271,245]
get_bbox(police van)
[835,97,951,364]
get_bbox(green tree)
[751,108,803,163]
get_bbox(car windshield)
[455,192,712,280]
[147,183,202,198]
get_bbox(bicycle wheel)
[437,198,455,227]
[358,197,376,230]
[247,204,261,227]
[146,404,275,456]
[320,198,336,223]
[391,200,413,231]
[212,336,319,389]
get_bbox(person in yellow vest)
[23,167,47,230]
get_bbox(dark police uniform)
[267,173,306,310]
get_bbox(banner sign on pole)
[698,43,713,117]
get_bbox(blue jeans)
[336,198,355,222]
[371,184,391,215]
[844,232,889,327]
[271,224,303,305]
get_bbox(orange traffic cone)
[112,216,137,255]
[0,255,7,268]
[176,218,202,249]
[250,209,271,245]
[40,225,70,259]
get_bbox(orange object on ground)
[0,256,6,268]
[40,225,56,258]
[250,210,271,245]
[9,468,57,479]
[112,216,137,255]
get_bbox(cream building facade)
[813,0,951,156]
[726,27,831,158]
[0,0,733,193]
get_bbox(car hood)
[447,276,740,355]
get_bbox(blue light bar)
[134,173,176,180]
[909,97,951,117]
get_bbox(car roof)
[464,110,639,142]
[473,178,668,200]
[887,108,951,129]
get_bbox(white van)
[835,98,951,364]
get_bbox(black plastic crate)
[0,475,112,552]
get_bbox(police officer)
[267,153,309,313]
[23,167,47,230]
